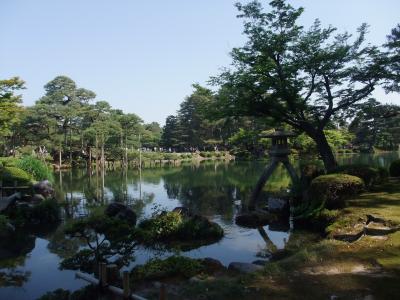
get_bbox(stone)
[31,194,45,204]
[105,202,137,226]
[268,197,289,213]
[201,257,225,273]
[0,192,21,212]
[228,262,263,274]
[33,180,54,197]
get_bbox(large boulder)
[105,203,137,226]
[33,180,54,197]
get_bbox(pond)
[0,152,399,299]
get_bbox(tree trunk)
[309,128,337,171]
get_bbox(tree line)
[1,0,399,171]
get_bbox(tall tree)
[383,24,400,93]
[213,0,383,170]
[0,77,25,141]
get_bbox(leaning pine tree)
[213,0,385,171]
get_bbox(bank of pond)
[0,152,399,299]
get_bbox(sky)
[1,0,399,125]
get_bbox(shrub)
[389,160,400,177]
[16,156,53,181]
[329,164,380,187]
[138,211,183,242]
[309,174,364,209]
[131,256,204,281]
[0,157,18,167]
[136,211,224,245]
[0,166,32,186]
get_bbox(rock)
[172,206,191,218]
[31,194,45,204]
[235,210,276,228]
[105,203,137,226]
[33,180,54,197]
[268,197,289,213]
[228,262,263,274]
[0,192,21,212]
[201,257,225,273]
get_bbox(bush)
[0,157,18,167]
[309,174,364,209]
[131,256,204,281]
[389,160,400,177]
[16,156,53,181]
[136,211,224,245]
[329,164,380,187]
[0,166,32,186]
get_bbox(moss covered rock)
[389,160,400,177]
[309,174,364,209]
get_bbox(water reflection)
[0,152,398,298]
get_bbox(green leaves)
[0,77,25,137]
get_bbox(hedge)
[309,174,364,209]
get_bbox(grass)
[178,178,400,299]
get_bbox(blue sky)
[1,0,399,124]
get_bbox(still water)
[0,152,398,299]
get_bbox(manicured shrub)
[16,156,53,181]
[131,256,204,281]
[329,164,380,187]
[389,160,400,177]
[309,174,364,209]
[0,166,32,186]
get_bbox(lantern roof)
[262,128,297,138]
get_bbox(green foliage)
[309,174,365,209]
[15,156,53,181]
[62,212,136,272]
[0,157,18,167]
[37,286,100,300]
[138,211,183,242]
[213,0,382,170]
[0,166,32,185]
[0,77,24,139]
[131,255,204,281]
[389,159,400,177]
[330,164,381,187]
[136,211,224,246]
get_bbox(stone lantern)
[248,128,299,210]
